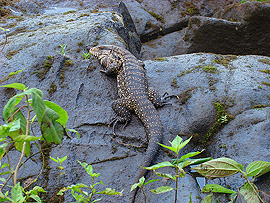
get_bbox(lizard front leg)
[110,98,133,135]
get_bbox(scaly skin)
[90,45,164,203]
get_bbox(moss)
[79,13,89,18]
[66,19,75,22]
[171,78,179,88]
[262,81,270,86]
[177,89,194,105]
[251,104,270,109]
[145,20,152,30]
[32,56,54,80]
[258,58,270,65]
[258,85,262,89]
[78,41,84,47]
[213,55,237,67]
[64,60,73,67]
[202,66,218,73]
[47,82,57,97]
[153,57,167,61]
[90,9,99,13]
[63,10,76,15]
[148,11,164,23]
[193,103,234,147]
[6,48,23,59]
[259,69,270,74]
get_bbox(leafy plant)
[131,136,211,203]
[130,176,159,203]
[58,160,123,202]
[50,156,67,187]
[192,158,270,203]
[81,52,91,60]
[0,182,46,203]
[0,83,78,201]
[58,44,70,56]
[0,27,9,54]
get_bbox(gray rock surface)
[173,2,270,56]
[0,2,270,203]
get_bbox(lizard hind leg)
[110,98,132,135]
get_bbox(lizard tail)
[130,105,162,203]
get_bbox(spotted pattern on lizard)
[90,45,166,203]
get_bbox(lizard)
[90,45,167,203]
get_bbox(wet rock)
[173,2,270,57]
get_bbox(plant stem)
[175,152,179,203]
[142,187,146,203]
[240,171,265,203]
[13,94,30,186]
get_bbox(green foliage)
[0,182,46,203]
[132,136,211,203]
[50,156,67,187]
[58,160,122,202]
[192,158,270,202]
[0,83,76,202]
[58,44,70,56]
[81,52,91,60]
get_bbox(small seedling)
[131,176,159,203]
[50,156,67,187]
[132,135,211,203]
[58,160,123,202]
[58,44,71,56]
[81,52,91,59]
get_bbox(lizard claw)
[109,116,128,135]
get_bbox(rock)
[0,2,270,203]
[141,31,184,60]
[173,2,270,56]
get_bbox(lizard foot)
[109,115,129,135]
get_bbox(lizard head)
[90,45,122,68]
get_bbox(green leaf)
[0,83,25,90]
[12,110,27,134]
[11,183,24,202]
[41,108,65,144]
[29,195,42,203]
[179,150,203,161]
[150,186,174,194]
[11,134,41,142]
[202,184,236,194]
[143,161,175,170]
[96,188,122,195]
[31,89,46,124]
[58,156,67,164]
[178,160,191,169]
[8,70,23,76]
[0,141,8,160]
[239,182,260,203]
[144,179,159,186]
[131,182,141,192]
[176,136,192,152]
[77,160,93,176]
[50,157,58,163]
[192,157,243,178]
[189,193,192,203]
[0,27,10,32]
[158,143,176,154]
[44,100,69,127]
[246,161,270,177]
[31,186,46,193]
[202,193,213,203]
[172,157,213,166]
[170,135,183,150]
[3,96,22,122]
[66,128,80,138]
[9,119,20,132]
[14,141,31,156]
[92,198,102,203]
[153,170,176,181]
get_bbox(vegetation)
[58,160,122,202]
[193,158,270,202]
[0,83,78,202]
[132,136,211,203]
